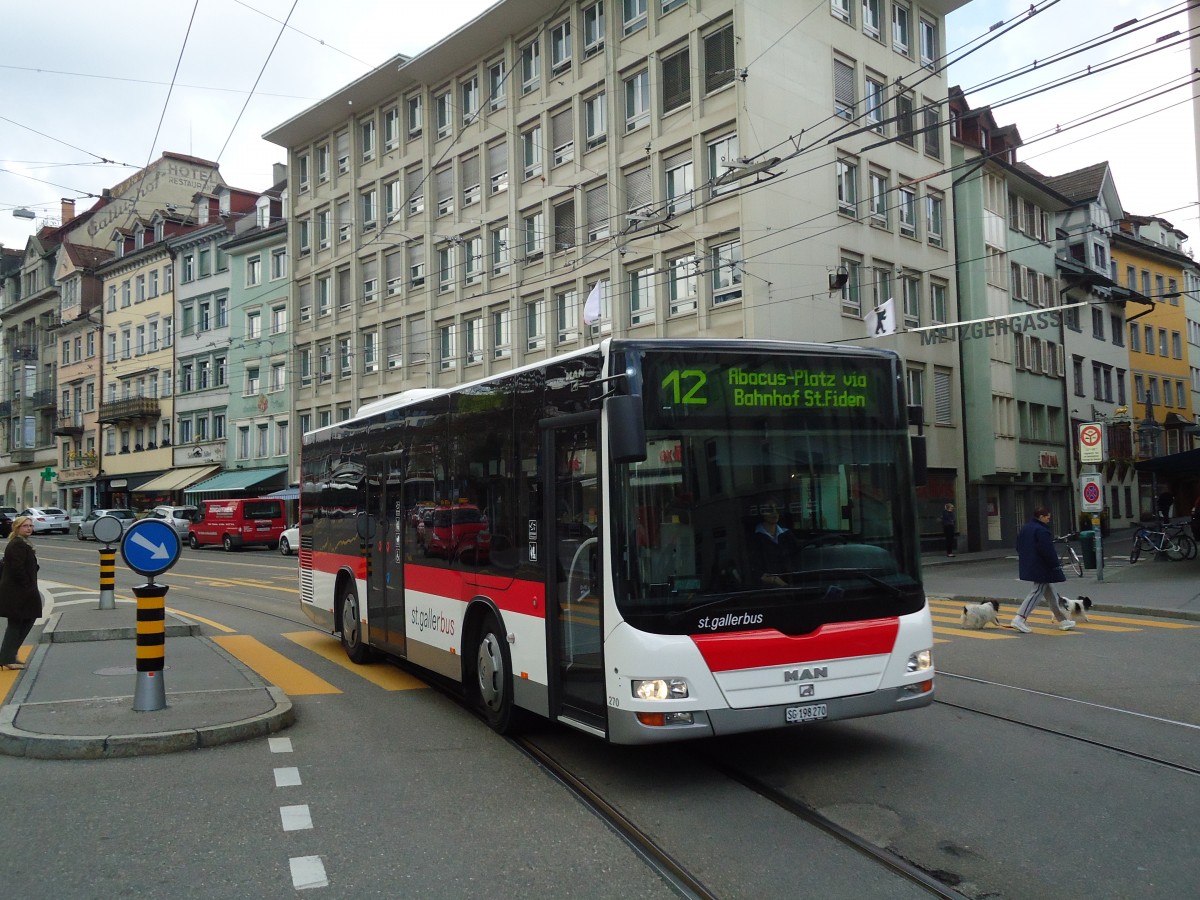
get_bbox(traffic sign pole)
[132,581,168,712]
[120,519,182,713]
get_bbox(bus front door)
[366,452,406,656]
[545,418,606,733]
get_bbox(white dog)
[960,599,1001,629]
[1060,595,1092,623]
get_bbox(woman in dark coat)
[0,515,42,669]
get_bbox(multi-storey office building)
[267,0,967,542]
[949,91,1075,549]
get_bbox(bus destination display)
[646,353,890,423]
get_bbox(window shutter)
[551,110,572,149]
[435,168,453,203]
[462,155,479,187]
[662,48,691,111]
[703,26,734,93]
[408,166,424,201]
[488,140,507,175]
[626,167,651,212]
[834,60,855,117]
[586,184,609,238]
[554,199,576,250]
[361,259,378,286]
[934,370,952,424]
[385,250,403,292]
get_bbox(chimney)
[272,162,287,185]
[61,198,76,224]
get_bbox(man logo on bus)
[784,667,829,682]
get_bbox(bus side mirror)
[606,394,646,463]
[910,435,928,487]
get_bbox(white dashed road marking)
[280,804,313,832]
[274,767,302,787]
[289,856,329,890]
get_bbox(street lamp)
[1138,399,1162,459]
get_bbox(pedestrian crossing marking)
[931,625,1014,640]
[928,599,1196,632]
[213,635,342,696]
[0,647,31,697]
[282,632,428,691]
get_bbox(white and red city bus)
[298,339,934,743]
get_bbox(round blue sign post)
[120,519,182,712]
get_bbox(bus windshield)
[612,348,924,636]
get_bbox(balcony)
[5,343,38,361]
[10,446,34,464]
[97,396,160,424]
[0,400,9,417]
[54,411,85,436]
[32,388,56,409]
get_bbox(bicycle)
[1162,521,1197,560]
[1053,532,1084,577]
[1130,524,1194,563]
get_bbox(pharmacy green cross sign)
[40,466,55,482]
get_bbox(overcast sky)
[1,0,1195,252]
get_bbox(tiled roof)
[1041,162,1109,202]
[61,243,113,269]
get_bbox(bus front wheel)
[340,583,371,663]
[474,613,516,733]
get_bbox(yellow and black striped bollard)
[98,546,116,610]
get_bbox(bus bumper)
[606,681,935,745]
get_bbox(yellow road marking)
[282,632,428,691]
[932,625,1014,640]
[928,600,1195,629]
[165,607,238,633]
[213,635,341,695]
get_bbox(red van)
[188,498,287,551]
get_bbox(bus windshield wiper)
[781,567,907,598]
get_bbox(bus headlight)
[906,649,933,673]
[632,678,689,701]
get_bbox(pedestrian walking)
[1012,507,1074,633]
[941,503,957,557]
[0,516,42,669]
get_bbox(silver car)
[77,508,137,541]
[21,507,71,534]
[148,505,198,539]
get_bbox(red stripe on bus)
[405,564,546,619]
[691,619,900,671]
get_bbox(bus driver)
[749,499,800,587]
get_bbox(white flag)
[870,297,897,336]
[583,280,605,325]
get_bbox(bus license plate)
[785,703,827,724]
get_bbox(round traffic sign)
[92,514,125,545]
[1083,482,1101,504]
[1080,424,1102,447]
[120,518,182,577]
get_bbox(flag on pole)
[870,297,897,336]
[583,280,605,325]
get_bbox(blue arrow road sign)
[121,518,182,577]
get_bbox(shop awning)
[1134,448,1200,476]
[133,465,221,494]
[185,466,289,497]
[263,487,299,500]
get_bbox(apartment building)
[949,91,1076,549]
[267,0,967,542]
[212,178,293,498]
[53,243,111,517]
[1110,213,1197,513]
[0,153,222,513]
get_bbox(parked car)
[0,507,18,538]
[148,505,198,539]
[77,508,138,542]
[21,507,71,534]
[189,497,287,551]
[423,504,490,562]
[279,524,300,556]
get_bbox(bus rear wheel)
[340,583,371,663]
[474,612,516,734]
